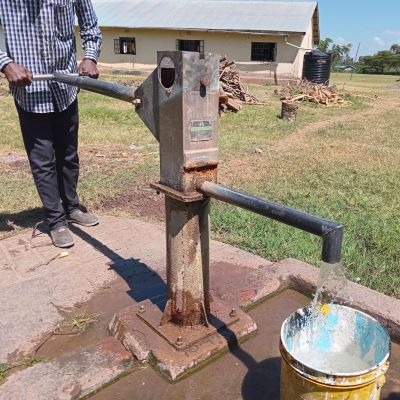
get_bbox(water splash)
[282,261,390,375]
[282,303,390,374]
[311,261,349,309]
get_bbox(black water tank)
[303,50,331,84]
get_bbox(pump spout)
[33,73,138,104]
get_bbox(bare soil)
[93,185,164,222]
[0,77,10,96]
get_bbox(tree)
[317,38,333,53]
[316,38,353,65]
[390,43,400,54]
[358,50,400,74]
[331,43,353,65]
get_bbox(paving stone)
[0,338,133,400]
[0,265,94,362]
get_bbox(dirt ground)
[0,78,10,96]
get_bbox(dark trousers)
[16,100,80,229]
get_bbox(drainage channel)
[87,290,400,400]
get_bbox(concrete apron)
[0,216,400,399]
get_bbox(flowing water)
[311,261,349,308]
[283,261,389,374]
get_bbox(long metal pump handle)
[198,181,343,264]
[33,73,138,103]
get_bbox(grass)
[61,310,99,332]
[1,72,399,297]
[212,73,400,297]
[219,79,367,159]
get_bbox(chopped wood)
[226,98,242,112]
[277,80,351,106]
[219,56,260,114]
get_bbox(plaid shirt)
[0,0,102,113]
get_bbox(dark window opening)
[114,37,136,55]
[176,39,204,53]
[251,42,276,62]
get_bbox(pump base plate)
[110,300,257,381]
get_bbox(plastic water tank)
[303,50,331,84]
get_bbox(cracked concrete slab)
[0,338,133,400]
[0,216,276,364]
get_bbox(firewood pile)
[219,56,260,113]
[277,80,350,106]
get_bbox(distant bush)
[357,49,400,75]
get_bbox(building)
[333,65,356,73]
[85,0,320,79]
[0,0,320,80]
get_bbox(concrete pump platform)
[0,216,399,399]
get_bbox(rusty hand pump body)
[35,50,343,336]
[135,51,220,326]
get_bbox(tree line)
[317,38,400,75]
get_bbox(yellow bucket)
[280,304,391,399]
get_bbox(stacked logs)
[278,80,350,106]
[219,56,259,113]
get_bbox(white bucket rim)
[280,304,391,377]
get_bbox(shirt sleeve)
[75,0,102,62]
[0,49,13,72]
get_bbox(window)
[114,37,136,55]
[251,42,276,62]
[176,39,204,53]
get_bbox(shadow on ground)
[70,223,282,399]
[70,224,167,310]
[385,394,400,400]
[241,357,281,399]
[0,207,45,233]
[217,320,280,399]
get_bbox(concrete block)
[0,338,133,400]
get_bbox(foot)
[67,209,99,227]
[51,226,74,248]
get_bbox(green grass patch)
[211,95,400,297]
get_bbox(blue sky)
[243,0,399,57]
[318,0,400,57]
[291,0,400,57]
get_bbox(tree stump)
[281,101,299,121]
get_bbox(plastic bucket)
[280,304,391,399]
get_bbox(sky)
[289,0,400,58]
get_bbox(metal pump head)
[135,51,220,193]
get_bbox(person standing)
[0,0,102,248]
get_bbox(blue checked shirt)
[0,0,102,113]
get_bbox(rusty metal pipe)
[33,73,138,103]
[162,196,210,326]
[197,181,343,264]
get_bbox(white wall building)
[86,0,320,79]
[1,0,320,80]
